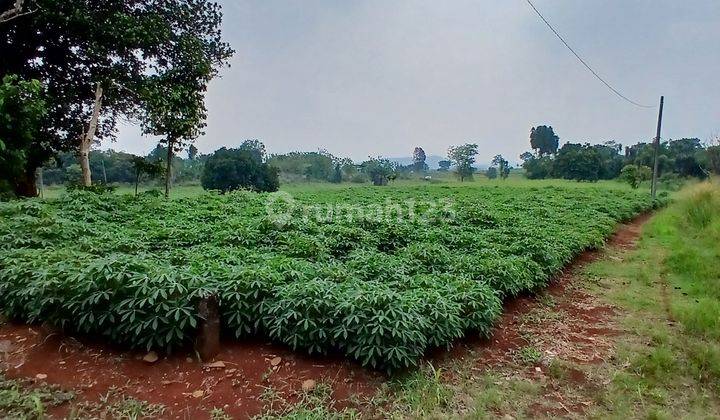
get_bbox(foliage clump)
[201,147,279,193]
[619,164,652,189]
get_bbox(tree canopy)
[530,126,560,156]
[412,147,428,172]
[448,143,478,182]
[0,0,233,196]
[361,157,396,186]
[619,164,652,189]
[553,143,602,182]
[485,167,498,180]
[521,128,716,182]
[201,147,279,193]
[268,151,336,182]
[491,155,510,180]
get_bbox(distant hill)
[388,155,488,171]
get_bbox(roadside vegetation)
[584,181,720,418]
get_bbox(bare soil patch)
[0,330,381,418]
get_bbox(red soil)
[0,332,382,419]
[0,214,650,419]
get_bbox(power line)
[524,0,654,109]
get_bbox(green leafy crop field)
[0,184,663,371]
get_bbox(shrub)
[619,164,652,189]
[683,185,719,229]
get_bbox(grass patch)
[385,363,454,417]
[584,181,720,417]
[0,374,73,419]
[254,381,360,420]
[516,346,543,365]
[69,389,166,419]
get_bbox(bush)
[201,147,279,193]
[619,164,652,189]
[683,185,719,229]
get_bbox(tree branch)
[0,0,36,24]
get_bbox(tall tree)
[522,155,553,179]
[188,144,199,160]
[530,126,560,156]
[706,134,720,175]
[412,147,427,173]
[491,155,510,180]
[330,163,343,184]
[361,157,396,186]
[0,0,233,196]
[668,138,705,178]
[519,151,534,163]
[142,78,206,199]
[592,141,624,180]
[485,167,498,180]
[625,141,673,176]
[447,143,479,182]
[139,1,233,198]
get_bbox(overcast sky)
[106,0,720,164]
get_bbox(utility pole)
[651,96,664,199]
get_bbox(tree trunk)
[14,169,37,197]
[79,83,104,187]
[0,0,26,23]
[135,171,140,197]
[196,295,220,361]
[165,139,174,199]
[36,167,44,198]
[78,149,91,186]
